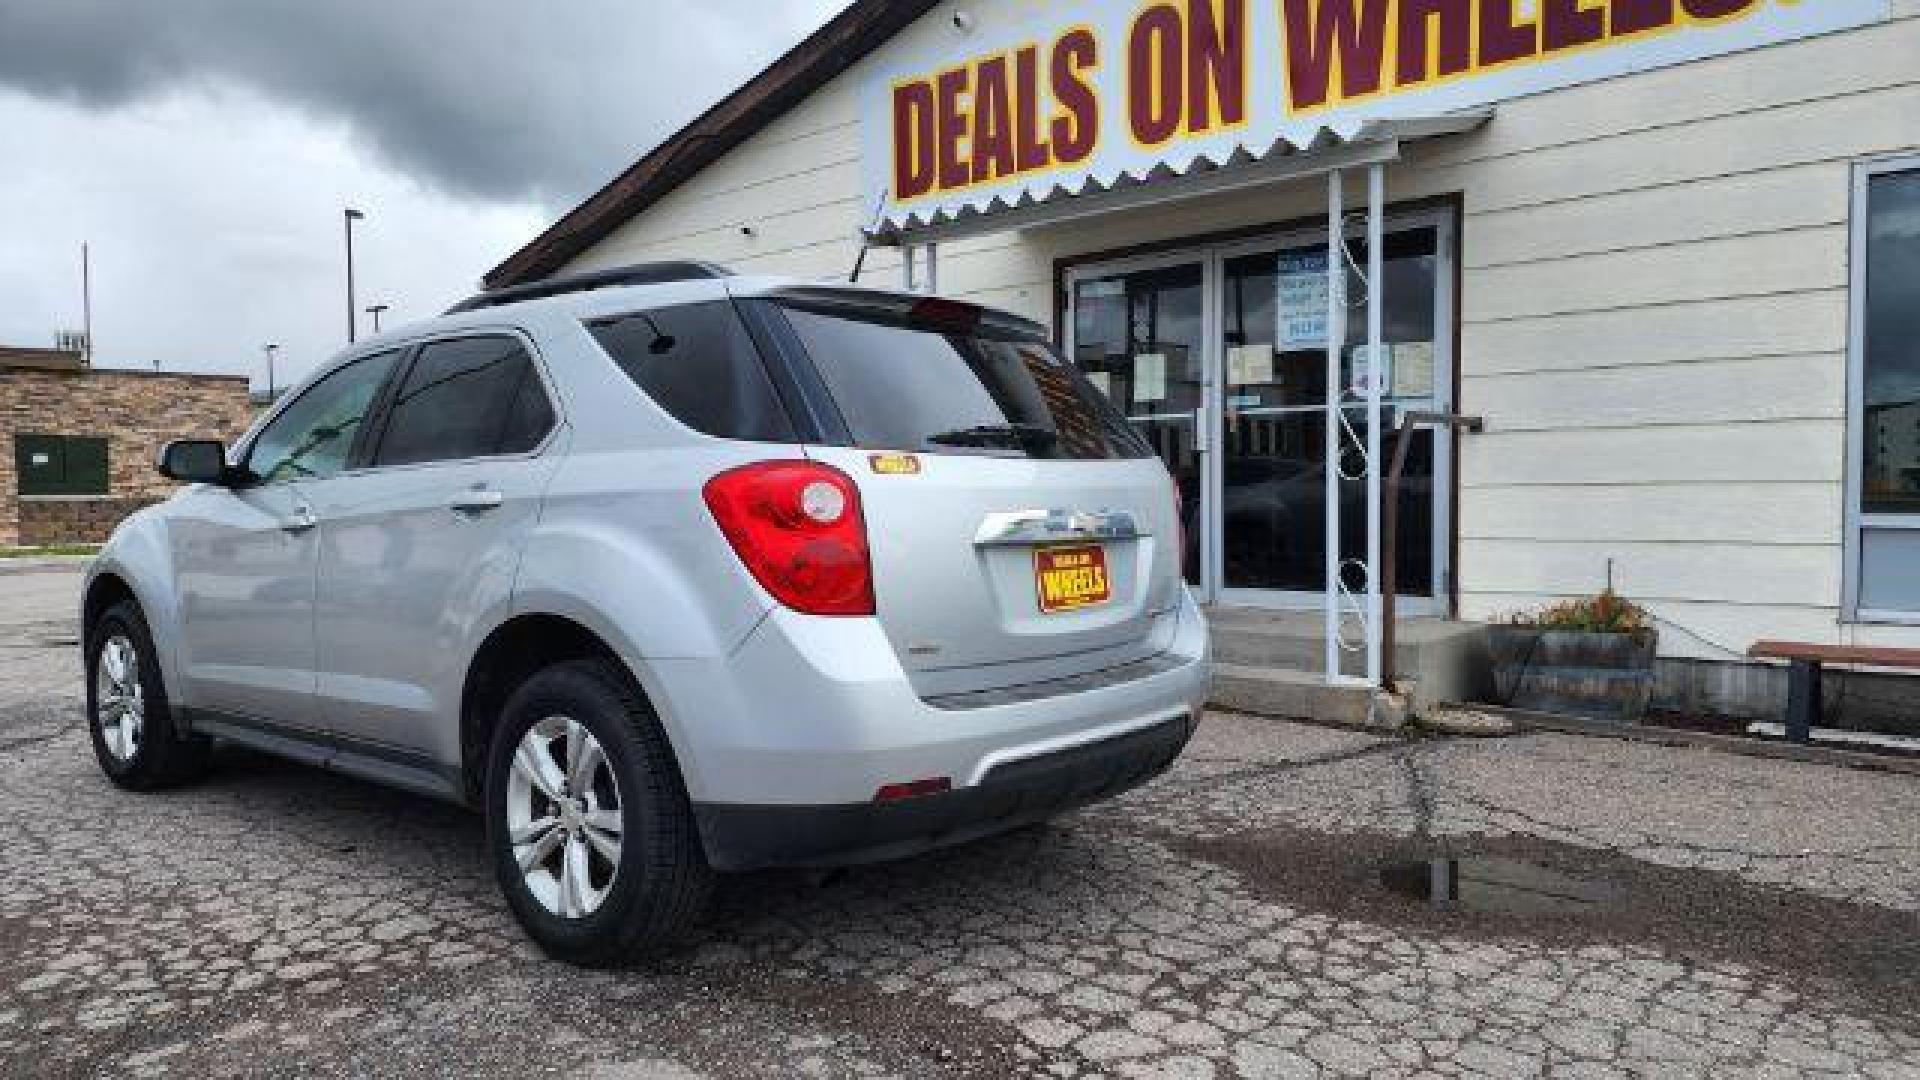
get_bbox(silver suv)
[82,263,1210,963]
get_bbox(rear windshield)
[778,300,1151,460]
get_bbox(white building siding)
[562,0,1920,662]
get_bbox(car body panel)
[805,446,1180,698]
[168,480,321,731]
[307,445,564,756]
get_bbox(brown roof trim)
[484,0,939,289]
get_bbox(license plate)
[1034,545,1112,614]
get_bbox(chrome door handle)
[974,509,1142,547]
[281,506,318,534]
[448,488,505,514]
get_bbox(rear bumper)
[645,586,1211,809]
[694,713,1195,871]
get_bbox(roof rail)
[445,261,732,314]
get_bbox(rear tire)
[484,658,712,966]
[86,601,210,789]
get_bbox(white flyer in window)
[1085,370,1113,399]
[1227,345,1274,387]
[1392,341,1436,398]
[1349,344,1392,398]
[1132,353,1167,404]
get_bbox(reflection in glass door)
[1067,211,1454,610]
[1071,261,1205,583]
[1217,226,1445,607]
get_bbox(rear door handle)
[448,488,505,515]
[281,506,318,534]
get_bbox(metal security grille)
[13,433,109,497]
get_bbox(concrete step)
[1211,618,1416,675]
[1208,663,1385,729]
[1206,606,1493,714]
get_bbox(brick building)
[1,346,252,547]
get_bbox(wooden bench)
[1747,641,1920,743]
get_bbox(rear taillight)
[703,461,874,617]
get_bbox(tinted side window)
[247,351,400,483]
[374,336,550,467]
[585,301,795,443]
[499,360,557,455]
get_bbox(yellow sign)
[865,0,1887,224]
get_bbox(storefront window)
[1861,168,1920,515]
[1849,158,1920,618]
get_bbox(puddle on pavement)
[1380,855,1624,916]
[1170,824,1920,1022]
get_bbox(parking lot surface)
[2,565,1918,1078]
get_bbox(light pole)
[366,303,389,334]
[262,343,280,400]
[344,207,366,343]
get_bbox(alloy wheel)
[507,715,624,919]
[95,634,145,762]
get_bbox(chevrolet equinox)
[82,262,1210,964]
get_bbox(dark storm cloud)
[0,0,845,207]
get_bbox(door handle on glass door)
[281,506,318,534]
[448,488,505,514]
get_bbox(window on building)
[13,433,109,497]
[372,336,553,467]
[1848,157,1920,619]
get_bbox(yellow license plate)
[1034,545,1112,614]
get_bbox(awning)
[869,110,1492,248]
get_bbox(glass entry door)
[1216,224,1449,610]
[1070,259,1206,583]
[1066,211,1454,612]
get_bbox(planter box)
[1487,627,1657,724]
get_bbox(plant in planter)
[1486,590,1658,723]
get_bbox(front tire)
[86,601,210,789]
[485,658,711,965]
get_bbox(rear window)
[778,300,1151,460]
[586,300,797,443]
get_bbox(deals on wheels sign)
[861,0,1887,229]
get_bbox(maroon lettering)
[1129,4,1184,144]
[892,82,936,200]
[1610,0,1676,34]
[1187,0,1247,130]
[935,68,970,191]
[1280,0,1392,111]
[1478,0,1539,66]
[971,56,1016,182]
[1542,0,1605,51]
[1395,0,1473,85]
[1052,28,1100,163]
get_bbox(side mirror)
[157,439,231,485]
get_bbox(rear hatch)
[763,289,1183,698]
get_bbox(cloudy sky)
[0,1,847,390]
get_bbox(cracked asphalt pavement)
[3,566,1918,1078]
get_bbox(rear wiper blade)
[926,423,1059,450]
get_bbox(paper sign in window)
[1132,353,1166,404]
[1349,344,1391,399]
[1392,341,1435,398]
[1085,370,1112,399]
[1227,345,1274,387]
[1277,251,1331,349]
